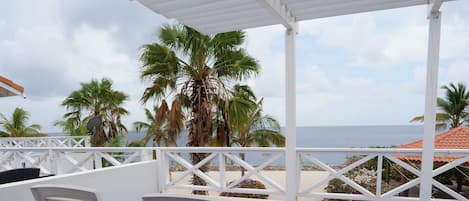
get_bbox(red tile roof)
[0,76,24,93]
[397,127,469,163]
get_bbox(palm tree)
[60,78,129,146]
[232,99,284,148]
[139,24,260,194]
[411,82,469,130]
[0,107,45,137]
[133,100,184,147]
[228,86,285,175]
[53,119,89,136]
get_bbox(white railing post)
[285,26,297,201]
[156,149,167,193]
[48,138,52,147]
[94,152,103,169]
[420,3,442,200]
[140,149,153,161]
[85,136,91,147]
[219,152,226,191]
[67,138,72,147]
[376,154,383,198]
[49,149,59,175]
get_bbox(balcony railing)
[0,136,91,148]
[1,147,468,200]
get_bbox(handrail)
[0,136,91,148]
[1,147,469,200]
[0,136,90,140]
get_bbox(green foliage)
[224,85,285,147]
[133,100,183,147]
[105,134,124,147]
[126,140,146,147]
[60,78,129,146]
[140,24,261,194]
[411,82,469,130]
[0,107,45,137]
[54,119,89,136]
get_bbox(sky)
[0,0,468,132]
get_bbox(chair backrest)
[0,168,40,184]
[31,184,102,201]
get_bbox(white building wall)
[0,160,159,201]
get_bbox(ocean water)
[122,125,424,148]
[50,125,424,164]
[128,125,424,164]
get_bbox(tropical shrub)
[325,168,377,196]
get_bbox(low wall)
[0,160,159,201]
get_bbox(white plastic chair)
[31,184,102,201]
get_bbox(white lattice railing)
[0,147,153,175]
[0,136,91,148]
[158,147,285,196]
[298,148,469,201]
[1,147,469,200]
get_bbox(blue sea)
[51,125,424,165]
[122,125,423,148]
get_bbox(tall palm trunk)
[188,80,212,195]
[94,124,106,147]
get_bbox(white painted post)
[285,28,297,201]
[94,152,103,169]
[85,136,91,147]
[140,149,153,161]
[219,153,226,192]
[49,149,59,175]
[376,154,383,197]
[156,149,167,193]
[420,10,442,200]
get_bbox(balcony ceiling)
[137,0,452,34]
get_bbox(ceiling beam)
[256,0,298,32]
[428,0,443,18]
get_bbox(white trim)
[0,81,22,97]
[420,10,442,200]
[428,0,443,18]
[285,28,297,201]
[256,0,298,32]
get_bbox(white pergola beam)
[428,0,443,18]
[256,0,298,32]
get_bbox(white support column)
[420,9,442,200]
[285,28,297,201]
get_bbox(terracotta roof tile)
[396,127,469,163]
[0,76,24,93]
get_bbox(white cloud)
[1,0,469,132]
[245,25,285,98]
[300,64,331,93]
[0,0,166,132]
[445,59,469,85]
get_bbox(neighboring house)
[398,127,469,164]
[0,76,24,98]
